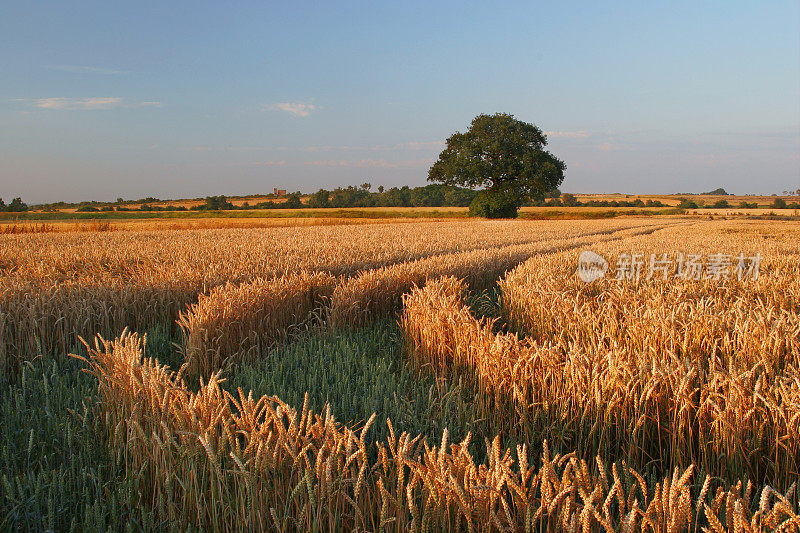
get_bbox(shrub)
[203,196,235,210]
[561,193,580,207]
[283,193,303,209]
[468,190,519,218]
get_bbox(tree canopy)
[702,188,730,195]
[428,113,566,217]
[0,197,28,212]
[201,196,234,210]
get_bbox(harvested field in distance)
[1,217,798,530]
[0,216,426,234]
[8,201,800,226]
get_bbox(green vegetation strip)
[0,208,472,222]
[0,358,160,530]
[226,320,511,453]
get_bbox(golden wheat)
[329,220,673,328]
[77,330,800,531]
[402,269,799,488]
[7,217,800,530]
[1,218,656,374]
[177,271,336,376]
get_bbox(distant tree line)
[36,197,185,213]
[20,187,800,215]
[306,184,481,208]
[183,185,488,211]
[305,185,574,209]
[677,197,799,210]
[118,204,188,212]
[79,203,188,212]
[0,197,28,212]
[191,194,305,211]
[537,194,665,208]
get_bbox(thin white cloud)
[224,146,264,152]
[303,157,434,168]
[45,65,126,75]
[249,160,287,166]
[388,141,446,151]
[304,159,396,168]
[397,157,436,167]
[28,97,161,110]
[298,141,445,152]
[33,97,123,110]
[217,141,443,152]
[268,102,317,117]
[598,141,622,151]
[545,130,590,139]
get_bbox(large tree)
[428,113,566,217]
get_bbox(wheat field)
[1,218,798,531]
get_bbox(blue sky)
[1,1,798,203]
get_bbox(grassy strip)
[1,206,689,222]
[0,324,189,531]
[226,320,509,457]
[519,207,680,219]
[0,358,151,530]
[0,208,472,222]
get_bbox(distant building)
[273,188,287,197]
